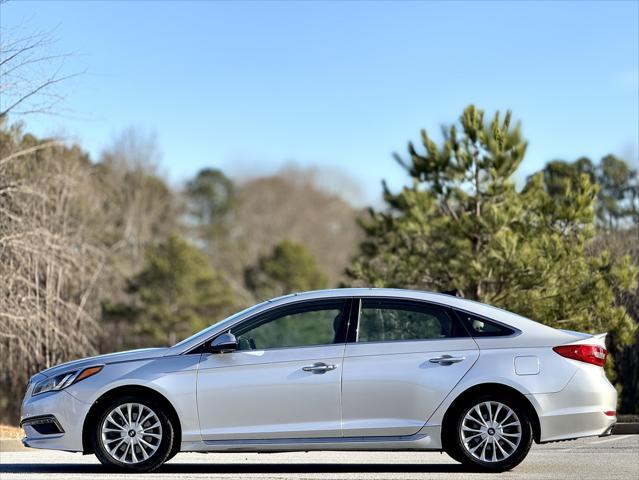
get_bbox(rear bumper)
[529,364,617,443]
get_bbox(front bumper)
[20,389,90,452]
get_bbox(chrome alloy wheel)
[100,403,163,464]
[460,401,522,463]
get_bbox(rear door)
[340,297,479,437]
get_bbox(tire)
[444,394,533,472]
[165,441,181,463]
[91,395,175,473]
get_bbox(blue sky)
[3,1,638,204]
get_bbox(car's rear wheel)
[444,394,533,472]
[92,395,175,472]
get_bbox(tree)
[245,239,328,300]
[0,122,103,422]
[95,128,180,272]
[539,157,595,198]
[184,168,236,237]
[220,166,362,288]
[183,168,237,278]
[539,155,638,228]
[122,235,235,346]
[0,13,80,118]
[347,105,637,360]
[598,154,638,228]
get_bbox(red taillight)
[553,344,608,367]
[604,411,616,417]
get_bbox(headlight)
[32,366,103,396]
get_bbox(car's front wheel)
[92,395,175,472]
[444,394,533,472]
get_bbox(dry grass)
[0,424,23,439]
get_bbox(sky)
[2,0,638,204]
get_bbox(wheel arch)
[81,384,182,454]
[441,382,541,446]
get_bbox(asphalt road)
[0,435,637,480]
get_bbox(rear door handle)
[302,362,337,374]
[429,355,465,365]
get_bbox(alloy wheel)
[100,402,163,464]
[460,400,522,463]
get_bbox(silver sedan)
[20,288,617,473]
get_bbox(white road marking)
[550,435,635,450]
[589,435,633,445]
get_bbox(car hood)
[39,348,169,377]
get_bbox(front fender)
[67,355,201,442]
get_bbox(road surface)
[1,435,637,479]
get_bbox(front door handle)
[302,362,337,374]
[429,355,465,365]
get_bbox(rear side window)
[456,311,515,337]
[357,299,468,342]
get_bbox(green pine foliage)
[539,155,638,228]
[126,234,235,345]
[185,168,237,240]
[347,105,637,351]
[245,239,328,300]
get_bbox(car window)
[456,311,515,337]
[357,299,467,342]
[232,300,347,350]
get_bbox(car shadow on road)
[0,462,473,474]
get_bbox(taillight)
[553,344,608,367]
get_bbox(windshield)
[171,301,269,348]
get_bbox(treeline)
[0,122,362,421]
[0,109,638,422]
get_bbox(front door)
[196,298,351,440]
[341,298,479,437]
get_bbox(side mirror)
[210,332,238,354]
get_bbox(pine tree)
[347,105,637,352]
[126,234,235,345]
[245,239,328,300]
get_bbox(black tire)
[442,438,466,464]
[165,441,181,463]
[91,395,175,473]
[444,394,533,472]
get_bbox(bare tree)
[91,129,182,352]
[218,166,363,292]
[0,8,92,420]
[0,6,79,118]
[0,124,104,422]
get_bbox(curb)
[612,423,639,435]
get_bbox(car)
[20,288,617,472]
